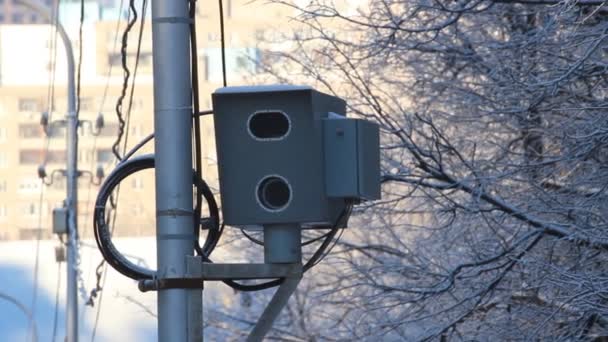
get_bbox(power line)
[111,0,140,162]
[90,0,148,339]
[31,0,61,324]
[80,0,126,308]
[219,0,227,87]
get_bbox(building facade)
[0,0,369,239]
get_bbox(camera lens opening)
[257,176,291,211]
[248,111,290,140]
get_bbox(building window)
[19,228,48,240]
[98,123,119,137]
[130,124,143,137]
[51,177,65,190]
[109,53,152,70]
[18,98,42,112]
[19,150,44,165]
[131,203,144,216]
[0,180,7,192]
[78,149,93,163]
[49,125,66,138]
[79,97,94,112]
[47,150,65,164]
[19,149,65,165]
[131,176,143,190]
[18,179,41,194]
[226,0,232,17]
[12,13,23,23]
[19,124,43,138]
[20,202,39,216]
[97,149,114,163]
[0,205,7,218]
[200,55,209,81]
[0,152,8,168]
[138,52,153,68]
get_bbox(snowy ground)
[0,237,235,342]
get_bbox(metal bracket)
[137,257,302,342]
[138,260,301,291]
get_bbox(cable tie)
[157,208,193,217]
[153,16,193,24]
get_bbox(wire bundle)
[93,0,351,294]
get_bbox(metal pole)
[15,1,78,341]
[151,0,200,340]
[263,224,302,264]
[246,225,302,340]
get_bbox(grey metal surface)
[151,0,197,339]
[356,120,381,200]
[324,118,381,200]
[52,207,68,235]
[187,258,203,342]
[247,271,302,342]
[324,118,358,198]
[212,87,347,227]
[186,257,302,280]
[263,225,302,264]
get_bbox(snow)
[214,84,312,94]
[0,238,235,341]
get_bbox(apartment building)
[0,0,301,240]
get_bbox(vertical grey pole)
[151,0,200,340]
[12,4,78,341]
[64,21,79,342]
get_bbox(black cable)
[122,0,147,157]
[218,0,227,87]
[93,154,220,280]
[91,2,146,338]
[302,230,333,246]
[94,0,349,292]
[94,146,353,291]
[111,0,138,161]
[206,204,353,292]
[189,0,205,257]
[94,155,155,279]
[240,228,334,247]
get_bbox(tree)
[248,0,608,340]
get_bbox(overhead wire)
[81,0,126,305]
[94,151,353,290]
[90,0,147,339]
[93,0,350,300]
[71,0,93,308]
[111,0,139,162]
[218,0,227,87]
[190,0,205,256]
[31,0,61,326]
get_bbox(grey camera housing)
[53,207,68,235]
[212,85,380,228]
